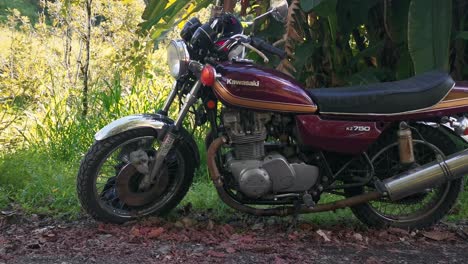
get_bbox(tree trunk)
[223,0,236,12]
[81,0,92,117]
[451,0,466,81]
[64,1,73,80]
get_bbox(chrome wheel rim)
[367,140,450,223]
[93,135,185,218]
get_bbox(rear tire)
[346,124,464,229]
[77,128,195,223]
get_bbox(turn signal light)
[201,65,216,86]
[206,100,216,109]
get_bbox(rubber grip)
[251,37,287,59]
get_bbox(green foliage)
[408,0,452,73]
[456,31,468,40]
[140,0,211,42]
[0,1,190,216]
[0,149,80,218]
[300,0,328,13]
[0,0,40,23]
[269,0,468,86]
[182,181,232,217]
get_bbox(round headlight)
[167,40,190,79]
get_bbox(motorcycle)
[77,0,468,229]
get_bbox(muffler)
[382,149,468,200]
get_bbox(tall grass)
[0,2,208,217]
[0,68,208,217]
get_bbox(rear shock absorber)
[398,122,415,165]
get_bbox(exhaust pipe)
[382,149,468,201]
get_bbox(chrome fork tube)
[174,80,202,128]
[160,82,178,114]
[140,81,202,190]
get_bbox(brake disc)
[116,163,169,207]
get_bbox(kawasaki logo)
[226,79,260,87]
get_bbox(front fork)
[158,82,179,116]
[139,80,203,190]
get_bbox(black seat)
[306,71,455,114]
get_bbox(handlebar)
[250,37,287,59]
[215,34,287,62]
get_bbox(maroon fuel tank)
[212,62,317,113]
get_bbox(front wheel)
[346,124,464,229]
[77,128,195,223]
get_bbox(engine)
[222,108,320,198]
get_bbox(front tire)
[77,128,195,223]
[346,124,464,229]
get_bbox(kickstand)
[287,201,301,232]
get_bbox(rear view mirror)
[269,0,288,23]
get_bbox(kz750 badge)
[346,126,371,132]
[227,79,260,87]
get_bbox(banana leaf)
[140,0,211,40]
[300,0,327,12]
[408,0,452,74]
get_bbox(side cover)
[296,115,386,155]
[213,62,317,113]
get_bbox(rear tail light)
[201,65,216,86]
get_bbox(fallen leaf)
[251,223,264,231]
[45,232,56,238]
[422,231,455,241]
[231,234,255,244]
[288,232,298,241]
[147,227,164,239]
[365,256,382,264]
[130,226,141,237]
[377,231,388,238]
[225,247,236,254]
[353,233,363,241]
[32,227,49,235]
[206,220,214,231]
[221,224,234,237]
[181,217,194,228]
[207,250,226,258]
[174,221,184,228]
[1,211,15,216]
[274,256,287,264]
[298,223,315,231]
[316,229,331,242]
[388,227,408,236]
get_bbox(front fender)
[95,114,200,168]
[95,114,169,141]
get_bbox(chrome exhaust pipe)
[382,149,468,201]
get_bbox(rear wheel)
[77,128,195,223]
[346,124,464,229]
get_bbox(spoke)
[367,141,450,220]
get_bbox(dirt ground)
[1,212,467,264]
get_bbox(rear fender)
[95,114,200,168]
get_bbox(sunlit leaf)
[140,0,211,40]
